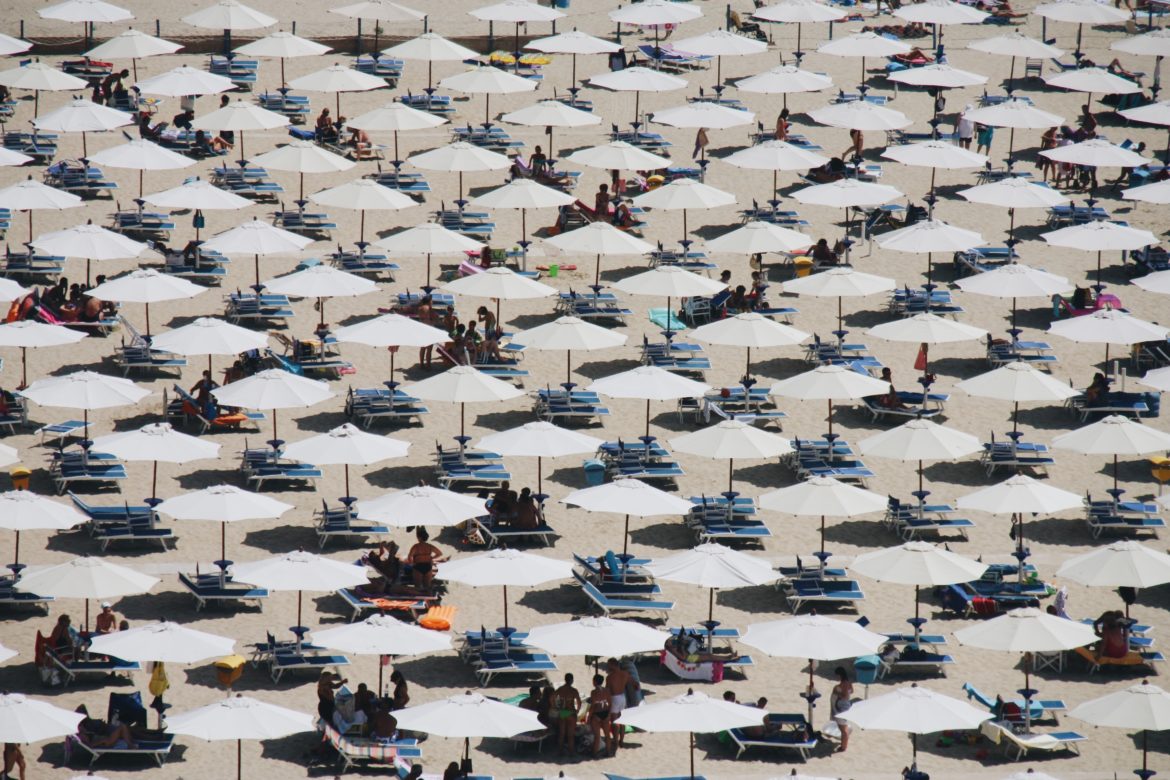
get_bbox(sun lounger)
[0,579,53,612]
[270,648,350,683]
[962,682,1065,723]
[574,571,674,619]
[784,578,865,613]
[65,733,174,767]
[980,719,1086,761]
[728,712,817,760]
[474,650,557,685]
[878,645,954,677]
[336,587,435,622]
[317,720,421,772]
[1073,646,1165,674]
[1086,513,1166,538]
[315,502,390,548]
[179,571,269,611]
[472,517,556,548]
[92,515,175,551]
[46,645,140,686]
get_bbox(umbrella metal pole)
[145,302,151,336]
[594,253,601,286]
[1114,453,1119,491]
[918,459,923,494]
[254,254,260,289]
[344,463,350,500]
[926,251,932,286]
[151,460,158,501]
[1096,250,1103,287]
[20,346,26,389]
[1013,400,1019,435]
[827,398,833,437]
[138,170,144,199]
[837,297,843,333]
[689,731,695,780]
[221,523,226,562]
[566,350,571,386]
[12,530,18,567]
[537,456,542,496]
[819,515,826,556]
[622,514,630,556]
[645,399,651,438]
[503,583,509,627]
[666,295,672,338]
[237,738,242,780]
[727,459,734,493]
[745,346,751,381]
[461,402,466,438]
[1008,56,1015,94]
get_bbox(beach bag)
[148,662,169,697]
[913,344,928,372]
[971,596,997,615]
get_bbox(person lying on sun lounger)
[76,705,138,749]
[664,630,736,663]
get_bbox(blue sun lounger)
[179,571,269,611]
[46,646,140,686]
[66,733,174,767]
[575,571,674,619]
[728,712,817,760]
[785,578,865,613]
[474,650,557,685]
[270,648,350,683]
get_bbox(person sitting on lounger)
[138,114,166,141]
[390,669,410,710]
[1093,609,1130,658]
[403,527,445,590]
[513,487,541,530]
[94,602,118,635]
[350,125,372,157]
[893,47,932,66]
[49,614,76,657]
[371,701,398,742]
[366,541,402,588]
[1085,372,1110,403]
[490,480,518,523]
[316,108,338,143]
[812,238,840,266]
[663,630,735,663]
[613,199,638,229]
[76,705,137,749]
[194,129,231,155]
[806,157,847,183]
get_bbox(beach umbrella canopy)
[403,365,525,437]
[357,485,487,528]
[669,29,767,86]
[309,178,416,242]
[1114,27,1170,56]
[769,363,889,435]
[888,63,988,90]
[91,421,219,497]
[393,691,544,761]
[958,473,1084,568]
[470,0,564,23]
[0,644,14,664]
[87,139,196,196]
[1042,138,1150,168]
[282,422,408,497]
[148,317,268,373]
[588,66,688,125]
[155,484,292,561]
[956,262,1073,328]
[1049,309,1168,364]
[566,140,673,172]
[1042,220,1156,285]
[477,420,606,491]
[956,361,1080,432]
[0,33,31,56]
[183,0,276,30]
[231,550,367,624]
[632,179,737,245]
[1123,179,1170,205]
[970,32,1065,59]
[894,0,987,25]
[671,419,793,491]
[840,684,992,766]
[0,61,87,115]
[0,446,18,473]
[527,29,620,55]
[589,365,711,437]
[882,140,988,170]
[15,556,158,629]
[0,148,32,167]
[758,476,887,553]
[348,101,447,142]
[408,141,511,203]
[195,100,290,157]
[960,176,1070,211]
[333,311,446,385]
[441,65,537,126]
[88,620,234,664]
[963,99,1065,160]
[808,100,912,131]
[0,279,28,302]
[525,616,670,658]
[618,689,766,778]
[469,179,574,249]
[442,266,557,322]
[543,219,655,285]
[0,491,85,567]
[18,371,149,435]
[735,64,833,101]
[818,31,910,84]
[852,540,988,630]
[877,218,985,282]
[609,0,703,26]
[782,265,897,331]
[313,613,451,656]
[142,177,251,217]
[263,264,377,326]
[289,62,387,115]
[510,316,626,388]
[375,222,484,287]
[86,29,181,72]
[1037,0,1130,23]
[0,320,85,388]
[383,32,478,89]
[501,98,600,154]
[1053,415,1170,490]
[692,311,809,378]
[331,0,424,22]
[1071,680,1170,777]
[646,542,775,622]
[30,221,152,284]
[1045,67,1142,96]
[704,220,813,255]
[134,64,235,97]
[723,141,830,205]
[860,418,982,493]
[87,268,205,333]
[560,477,694,555]
[32,98,134,156]
[247,139,354,196]
[1058,539,1170,591]
[792,178,903,207]
[755,0,844,23]
[651,101,756,131]
[1133,269,1170,294]
[235,31,331,85]
[438,547,571,625]
[211,368,334,441]
[1143,366,1170,392]
[0,178,83,243]
[166,695,314,780]
[0,694,85,744]
[615,265,727,298]
[200,217,314,287]
[868,312,988,345]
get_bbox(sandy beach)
[1,1,1169,778]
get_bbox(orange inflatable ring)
[419,616,451,631]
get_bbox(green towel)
[649,307,687,332]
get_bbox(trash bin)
[548,263,559,278]
[854,654,880,689]
[793,256,814,278]
[213,654,247,690]
[583,458,606,486]
[9,466,29,491]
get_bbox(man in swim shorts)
[605,657,630,750]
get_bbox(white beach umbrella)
[0,61,87,116]
[560,477,694,555]
[408,141,511,204]
[754,0,845,56]
[134,64,235,97]
[614,264,726,341]
[632,178,737,246]
[200,217,314,288]
[646,542,776,623]
[0,147,32,167]
[231,550,368,624]
[0,693,85,745]
[0,446,18,476]
[955,361,1081,433]
[1053,415,1170,491]
[87,268,205,334]
[166,695,314,780]
[958,177,1071,244]
[735,64,834,109]
[383,33,478,91]
[1070,680,1170,777]
[0,321,84,388]
[589,365,711,437]
[840,684,992,767]
[18,370,149,435]
[1045,66,1142,99]
[442,266,557,325]
[357,485,487,528]
[1143,366,1170,393]
[1058,539,1170,594]
[962,100,1065,161]
[588,66,689,125]
[651,101,755,133]
[671,419,793,492]
[957,473,1085,569]
[543,219,654,286]
[876,218,985,283]
[501,99,600,156]
[183,0,276,30]
[758,476,887,554]
[247,140,356,200]
[86,29,182,79]
[148,317,268,378]
[211,367,334,442]
[852,541,988,630]
[309,178,415,244]
[609,0,703,29]
[311,613,450,690]
[818,31,911,84]
[281,422,408,497]
[511,316,627,388]
[859,418,982,492]
[867,310,987,343]
[1123,179,1170,205]
[725,142,829,206]
[672,29,767,87]
[692,310,809,379]
[347,101,448,164]
[478,420,605,494]
[894,0,988,30]
[375,222,485,289]
[882,140,988,171]
[0,491,85,568]
[262,264,377,328]
[468,179,574,252]
[525,616,670,658]
[438,547,571,625]
[30,220,152,285]
[704,220,813,256]
[290,62,387,116]
[393,692,544,762]
[195,99,290,162]
[888,63,988,91]
[88,620,235,664]
[526,30,619,96]
[0,278,28,303]
[1133,269,1170,294]
[334,312,447,386]
[155,484,292,561]
[1000,773,1064,780]
[956,263,1072,330]
[15,556,158,629]
[0,177,82,243]
[968,32,1065,92]
[1042,219,1156,286]
[782,265,897,331]
[441,65,537,127]
[0,644,14,664]
[808,99,912,131]
[1049,308,1168,366]
[403,365,525,437]
[1036,0,1129,55]
[566,139,673,173]
[1041,138,1149,168]
[235,31,331,87]
[86,138,196,197]
[142,178,252,239]
[741,613,886,723]
[768,363,888,435]
[792,177,903,207]
[91,422,219,498]
[1114,27,1170,56]
[31,98,133,158]
[618,689,766,778]
[331,0,425,55]
[0,33,31,57]
[470,0,564,27]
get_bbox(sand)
[1,1,1169,778]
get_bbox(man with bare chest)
[605,658,630,750]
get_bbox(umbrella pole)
[837,297,843,333]
[645,399,651,438]
[565,349,571,386]
[344,463,350,500]
[138,170,144,199]
[666,295,672,338]
[360,211,365,245]
[145,302,151,336]
[237,738,242,780]
[485,94,491,128]
[622,515,630,556]
[151,460,158,501]
[827,398,833,437]
[461,402,466,438]
[689,731,696,780]
[502,583,509,627]
[918,459,923,494]
[13,530,18,567]
[682,209,688,247]
[394,131,399,165]
[634,91,640,128]
[727,459,733,493]
[1114,453,1119,491]
[426,253,433,289]
[594,253,601,287]
[1096,250,1103,287]
[1008,208,1015,245]
[254,254,260,289]
[745,346,751,381]
[926,251,932,286]
[221,522,226,562]
[820,515,825,556]
[1008,56,1016,94]
[297,590,303,626]
[537,456,542,496]
[85,598,90,633]
[20,346,26,389]
[318,297,326,329]
[1012,400,1019,435]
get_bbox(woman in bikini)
[402,526,446,590]
[553,673,581,755]
[586,674,612,758]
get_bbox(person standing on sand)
[553,673,581,755]
[605,657,630,750]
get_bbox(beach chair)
[335,588,436,622]
[315,500,390,548]
[574,571,674,619]
[783,578,866,613]
[474,649,558,685]
[728,713,817,760]
[66,732,174,767]
[962,682,1066,723]
[317,720,421,772]
[44,643,140,686]
[980,719,1086,761]
[270,647,351,683]
[179,570,269,611]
